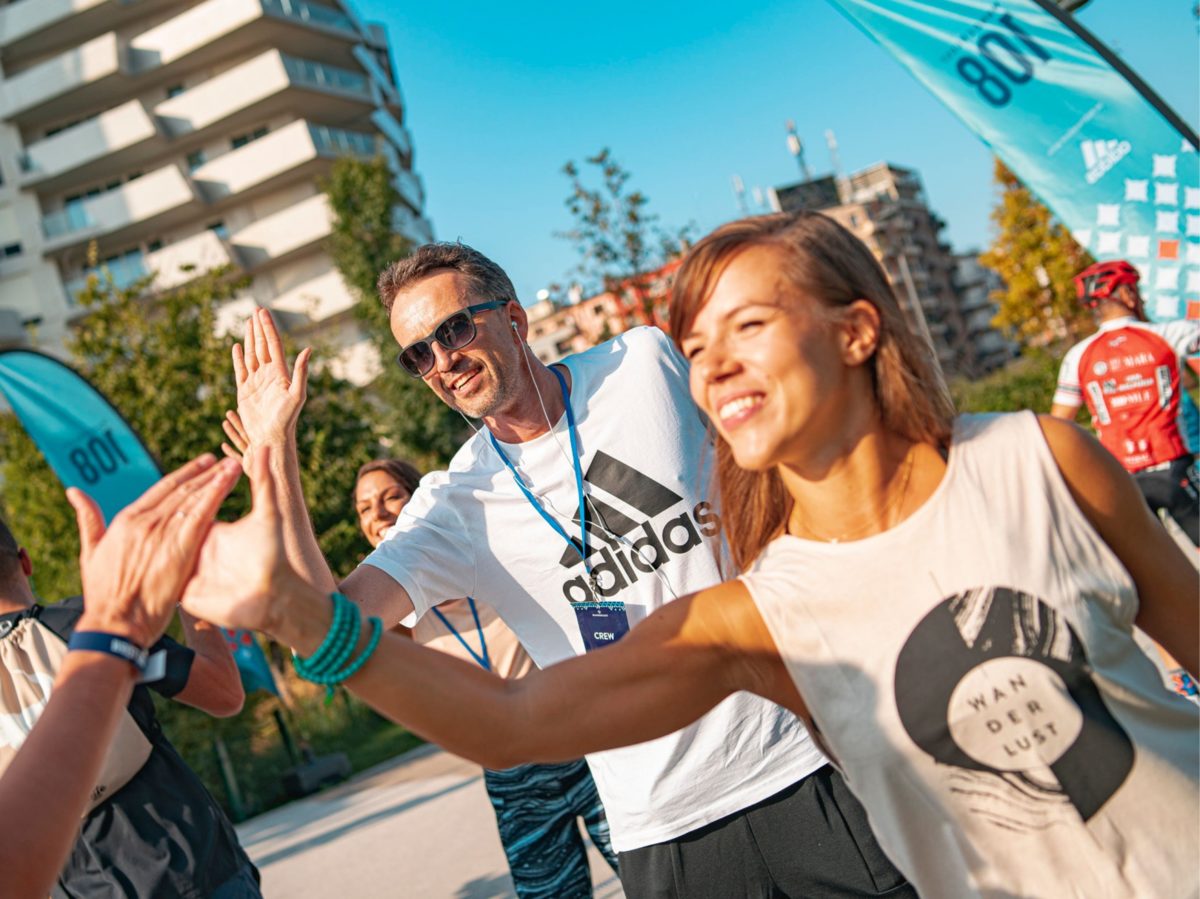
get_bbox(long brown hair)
[355,458,422,499]
[668,211,955,570]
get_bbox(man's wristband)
[68,631,149,674]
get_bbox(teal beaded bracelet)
[293,592,358,680]
[293,593,384,701]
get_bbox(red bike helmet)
[1073,260,1140,309]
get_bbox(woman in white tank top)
[185,212,1198,899]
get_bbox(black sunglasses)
[395,300,509,377]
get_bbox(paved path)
[237,745,625,899]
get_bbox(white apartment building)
[0,0,432,383]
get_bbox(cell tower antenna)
[825,129,843,177]
[731,174,748,213]
[785,119,812,181]
[826,128,850,203]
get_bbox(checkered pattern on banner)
[1078,139,1200,321]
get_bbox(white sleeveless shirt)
[741,412,1199,899]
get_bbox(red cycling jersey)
[1073,325,1187,471]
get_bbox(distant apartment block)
[0,0,433,383]
[953,251,1016,373]
[771,162,1009,379]
[527,260,681,364]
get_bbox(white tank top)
[741,412,1199,899]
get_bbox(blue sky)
[352,0,1199,306]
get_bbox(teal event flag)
[0,349,159,519]
[0,349,277,694]
[824,0,1199,322]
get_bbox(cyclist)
[1051,259,1200,545]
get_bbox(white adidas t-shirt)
[364,326,825,851]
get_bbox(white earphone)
[511,321,519,332]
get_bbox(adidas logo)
[1080,138,1131,185]
[556,450,720,603]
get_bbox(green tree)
[557,148,692,327]
[0,256,388,815]
[0,261,378,597]
[323,156,468,469]
[980,159,1093,344]
[949,348,1065,416]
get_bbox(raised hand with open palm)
[220,308,311,472]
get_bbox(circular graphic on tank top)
[894,586,1133,829]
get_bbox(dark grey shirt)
[0,597,257,898]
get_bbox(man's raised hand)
[180,446,303,635]
[229,307,312,455]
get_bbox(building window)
[147,239,164,252]
[207,221,229,239]
[186,150,206,171]
[2,243,21,258]
[165,83,185,99]
[231,126,270,150]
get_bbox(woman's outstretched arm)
[274,573,806,768]
[183,447,806,767]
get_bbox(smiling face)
[680,244,866,473]
[389,269,526,420]
[355,470,412,548]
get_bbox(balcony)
[42,163,203,254]
[230,193,333,270]
[263,0,356,35]
[155,50,371,144]
[271,266,356,323]
[127,0,362,81]
[62,228,236,305]
[1,31,126,125]
[63,250,148,306]
[19,99,162,193]
[352,43,402,110]
[393,206,433,246]
[146,228,237,290]
[372,108,412,162]
[282,54,370,99]
[392,166,425,213]
[310,123,377,157]
[0,0,174,67]
[191,119,376,208]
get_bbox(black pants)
[617,766,914,899]
[1134,455,1199,546]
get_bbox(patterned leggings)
[483,759,619,899]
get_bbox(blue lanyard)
[489,366,592,576]
[431,597,491,671]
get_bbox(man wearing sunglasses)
[225,242,903,899]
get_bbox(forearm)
[176,609,245,716]
[179,608,236,666]
[1135,568,1198,677]
[0,653,136,899]
[269,438,337,593]
[270,579,735,768]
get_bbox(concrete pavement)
[237,744,625,899]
